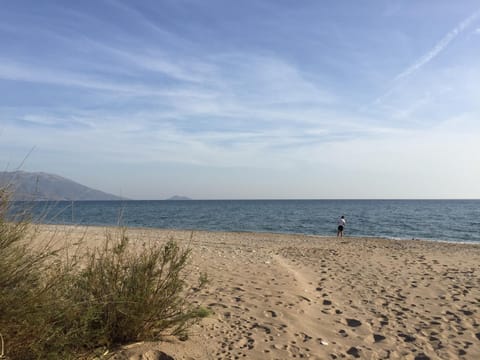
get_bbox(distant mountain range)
[0,171,126,201]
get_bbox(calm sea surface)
[21,200,480,243]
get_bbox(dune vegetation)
[0,187,208,360]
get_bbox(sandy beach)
[35,225,480,360]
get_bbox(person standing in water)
[337,215,346,237]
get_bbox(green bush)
[0,189,208,359]
[60,229,208,348]
[0,188,60,359]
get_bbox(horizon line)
[30,198,480,201]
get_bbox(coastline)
[25,199,480,244]
[34,225,480,359]
[33,220,480,246]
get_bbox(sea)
[17,199,480,244]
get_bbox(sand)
[35,225,480,359]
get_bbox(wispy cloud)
[0,1,344,145]
[0,47,342,130]
[2,1,480,198]
[370,8,480,108]
[395,8,480,81]
[105,0,187,47]
[0,58,218,100]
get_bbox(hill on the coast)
[0,171,126,201]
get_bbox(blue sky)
[1,0,479,199]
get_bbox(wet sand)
[36,225,480,359]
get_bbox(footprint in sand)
[346,346,361,358]
[414,353,430,360]
[294,332,312,342]
[208,302,228,309]
[263,310,278,318]
[251,322,272,334]
[398,332,416,343]
[346,318,362,327]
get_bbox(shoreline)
[32,221,480,246]
[33,225,480,359]
[17,198,480,244]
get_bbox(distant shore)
[35,225,480,359]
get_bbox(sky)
[1,0,479,199]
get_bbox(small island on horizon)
[166,195,192,201]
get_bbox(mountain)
[0,171,126,201]
[167,195,192,200]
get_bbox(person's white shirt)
[338,217,346,226]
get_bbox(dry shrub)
[0,188,208,359]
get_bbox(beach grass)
[0,188,207,359]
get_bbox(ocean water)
[19,199,480,244]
